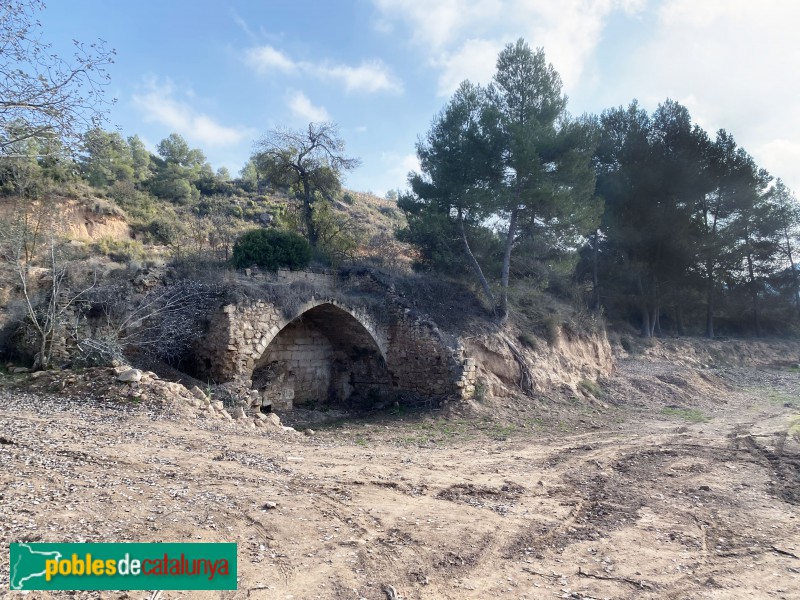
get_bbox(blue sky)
[39,0,800,195]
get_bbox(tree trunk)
[744,228,762,336]
[650,275,661,337]
[637,275,650,338]
[748,269,762,337]
[301,177,317,247]
[650,306,662,337]
[591,230,600,311]
[459,213,496,315]
[499,206,519,323]
[675,305,685,336]
[784,226,800,317]
[705,260,714,338]
[640,305,651,338]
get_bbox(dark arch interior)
[251,303,392,411]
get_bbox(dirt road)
[1,353,799,599]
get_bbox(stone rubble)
[8,366,284,431]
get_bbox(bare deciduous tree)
[0,194,95,368]
[1,0,115,158]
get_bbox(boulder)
[117,368,142,383]
[190,386,207,401]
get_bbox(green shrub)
[661,407,708,423]
[93,237,146,263]
[107,181,156,221]
[578,378,604,398]
[518,332,539,351]
[620,336,635,354]
[378,205,397,218]
[543,315,561,346]
[232,229,311,271]
[473,378,487,402]
[144,215,185,245]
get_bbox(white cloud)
[245,46,402,94]
[758,140,800,189]
[286,90,331,122]
[245,45,296,73]
[658,0,752,26]
[350,151,421,198]
[372,0,646,96]
[433,38,501,96]
[132,77,252,147]
[622,0,800,189]
[232,10,257,42]
[373,0,497,51]
[316,60,403,94]
[383,151,421,188]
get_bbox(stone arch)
[256,299,388,363]
[251,302,393,410]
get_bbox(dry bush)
[77,280,225,366]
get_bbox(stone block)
[116,368,142,383]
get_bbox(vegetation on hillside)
[2,0,800,372]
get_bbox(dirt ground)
[1,341,799,599]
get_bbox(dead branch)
[576,566,655,590]
[771,546,799,560]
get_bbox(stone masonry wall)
[194,274,479,407]
[253,319,333,408]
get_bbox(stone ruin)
[193,269,477,413]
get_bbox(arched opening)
[251,303,392,411]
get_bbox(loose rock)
[116,368,142,383]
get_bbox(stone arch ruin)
[251,302,392,410]
[194,270,478,412]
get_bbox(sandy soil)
[1,346,799,599]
